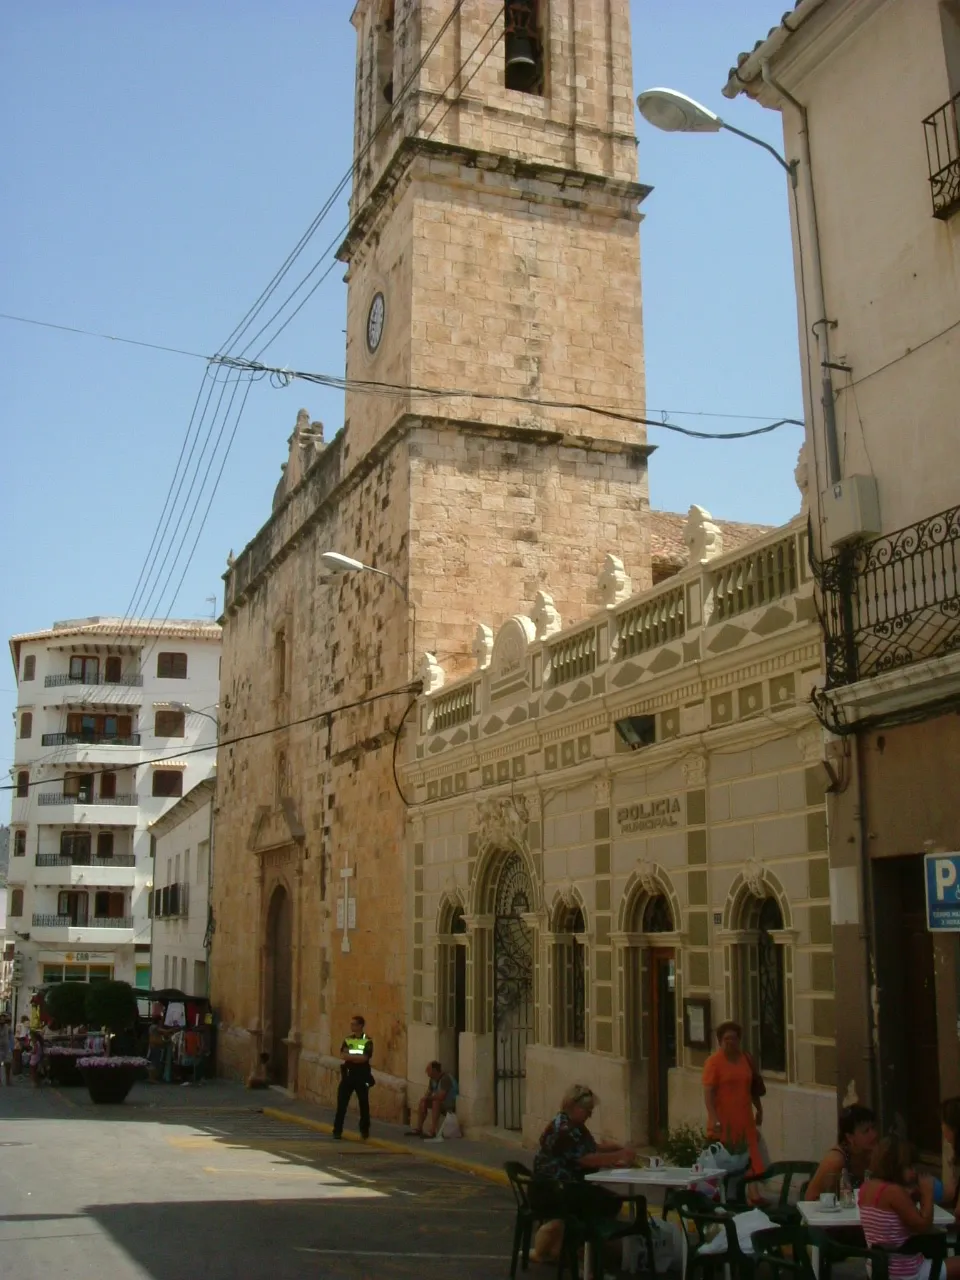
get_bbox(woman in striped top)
[858,1137,959,1280]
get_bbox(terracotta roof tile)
[649,509,775,571]
[722,0,828,99]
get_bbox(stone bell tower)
[341,0,653,644]
[211,2,652,1114]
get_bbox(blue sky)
[1,1,802,768]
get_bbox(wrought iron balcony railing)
[37,793,137,806]
[44,672,143,688]
[818,502,960,687]
[40,733,141,747]
[32,914,134,929]
[35,853,136,868]
[923,91,960,219]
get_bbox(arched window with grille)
[755,897,786,1074]
[554,904,586,1048]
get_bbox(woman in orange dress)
[702,1020,764,1175]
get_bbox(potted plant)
[79,981,148,1104]
[43,984,90,1085]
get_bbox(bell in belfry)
[505,0,541,93]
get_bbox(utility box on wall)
[823,475,881,547]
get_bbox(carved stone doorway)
[265,884,293,1085]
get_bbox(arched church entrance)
[265,884,293,1085]
[493,853,534,1130]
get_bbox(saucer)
[818,1205,842,1214]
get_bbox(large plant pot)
[81,1065,146,1105]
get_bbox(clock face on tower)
[366,292,385,354]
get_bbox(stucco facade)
[723,0,960,1154]
[6,619,220,997]
[150,774,214,998]
[211,0,654,1114]
[401,512,838,1157]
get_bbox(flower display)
[78,1056,150,1069]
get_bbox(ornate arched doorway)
[265,884,293,1084]
[493,853,534,1130]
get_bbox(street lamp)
[635,87,797,183]
[166,702,219,730]
[635,83,842,489]
[320,551,417,682]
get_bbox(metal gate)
[493,853,534,1130]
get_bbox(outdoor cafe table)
[582,1166,727,1280]
[798,1200,955,1275]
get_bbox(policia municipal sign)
[924,852,960,931]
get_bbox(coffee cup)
[648,1156,663,1169]
[691,1162,703,1175]
[819,1192,837,1208]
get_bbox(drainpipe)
[760,61,842,487]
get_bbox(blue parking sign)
[924,853,960,931]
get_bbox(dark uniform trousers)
[333,1070,370,1137]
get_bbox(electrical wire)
[110,3,472,643]
[214,356,804,440]
[1,680,423,794]
[1,305,801,426]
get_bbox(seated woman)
[530,1084,636,1264]
[805,1104,878,1200]
[859,1136,960,1280]
[938,1097,960,1213]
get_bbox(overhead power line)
[2,680,422,793]
[0,311,803,436]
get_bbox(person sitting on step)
[407,1061,458,1138]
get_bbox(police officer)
[332,1014,373,1140]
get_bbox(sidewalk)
[262,1091,539,1187]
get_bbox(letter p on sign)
[935,858,958,901]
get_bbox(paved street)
[0,1081,516,1280]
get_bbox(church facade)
[211,0,659,1117]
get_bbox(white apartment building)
[149,771,215,998]
[6,618,221,995]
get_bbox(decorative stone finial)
[684,505,724,565]
[532,590,561,641]
[472,624,494,671]
[794,442,809,513]
[598,554,632,609]
[418,653,445,694]
[226,549,235,568]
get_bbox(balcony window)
[16,771,28,798]
[14,830,26,857]
[19,712,32,739]
[100,772,117,800]
[104,656,122,683]
[65,713,133,742]
[97,832,115,859]
[22,655,35,681]
[155,709,185,737]
[69,655,100,684]
[57,891,89,926]
[153,770,183,798]
[60,832,92,863]
[10,889,23,918]
[94,891,126,919]
[64,773,94,803]
[157,652,188,679]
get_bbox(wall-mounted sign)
[616,795,682,834]
[924,852,960,931]
[683,997,712,1049]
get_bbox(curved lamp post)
[635,87,797,183]
[320,552,417,683]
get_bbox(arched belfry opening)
[505,0,544,94]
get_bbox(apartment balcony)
[33,853,137,888]
[38,734,142,766]
[44,673,143,689]
[924,91,960,220]
[818,502,960,688]
[35,793,138,824]
[30,915,135,944]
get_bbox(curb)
[262,1107,510,1187]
